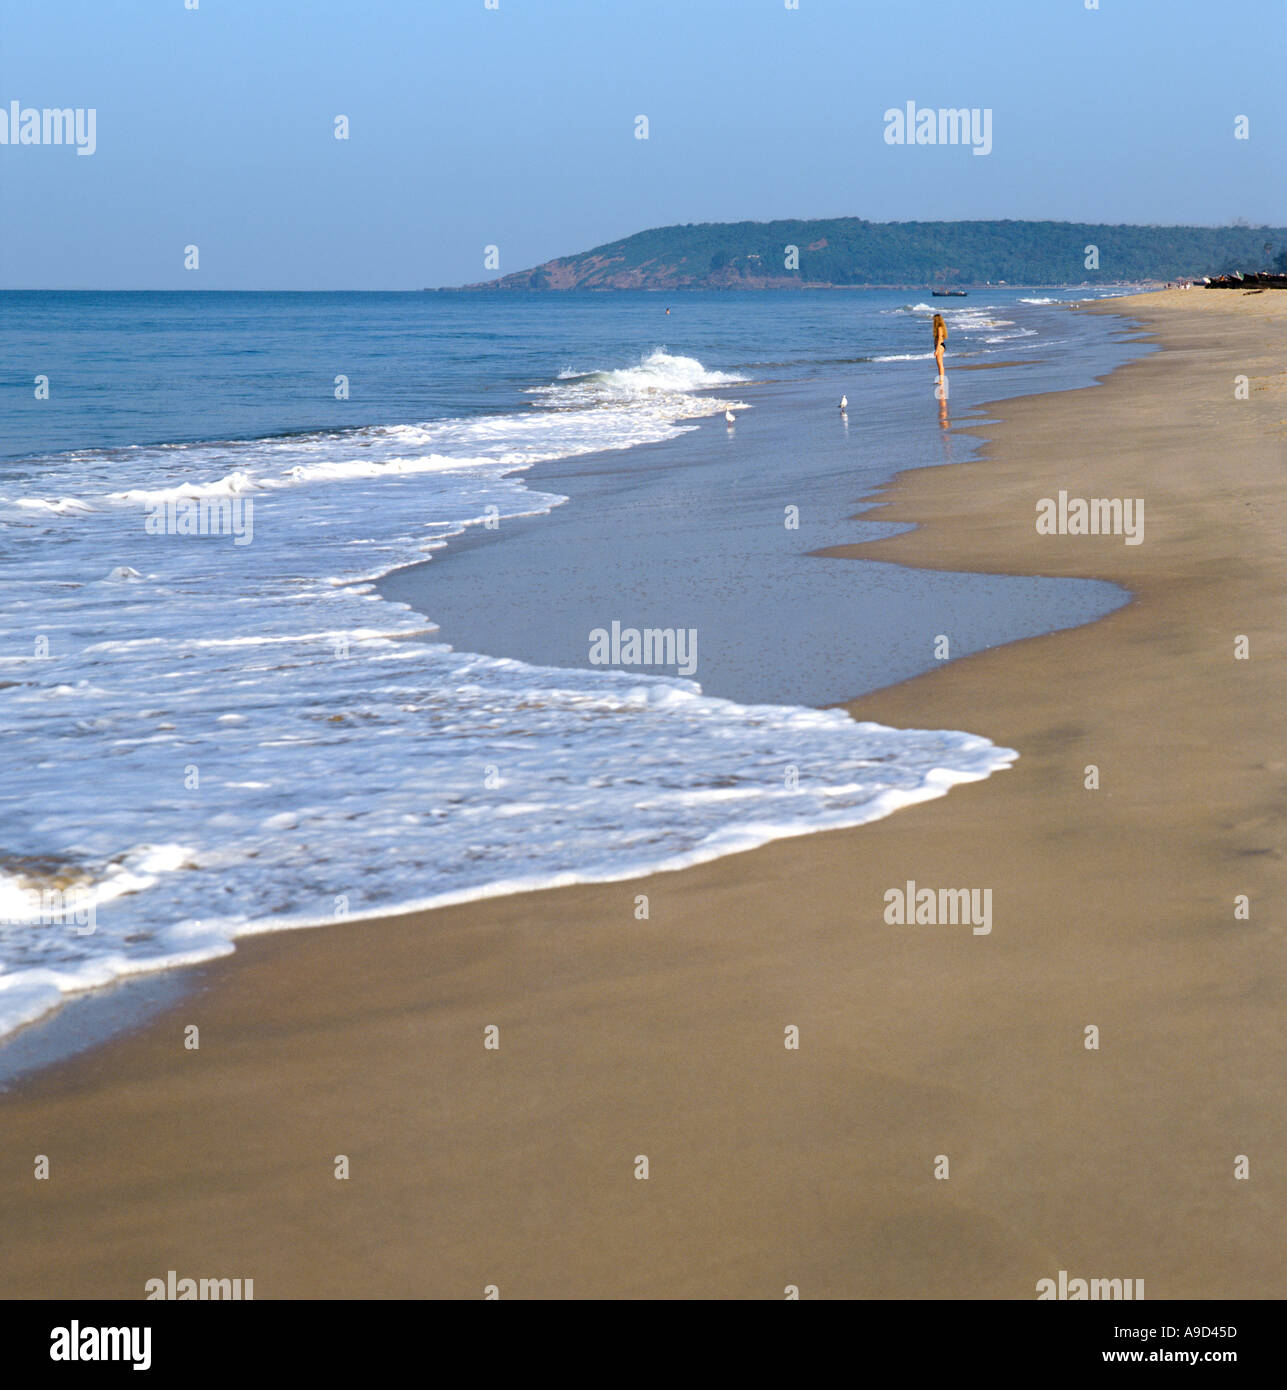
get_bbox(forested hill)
[455,219,1287,290]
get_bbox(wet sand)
[2,289,1284,1300]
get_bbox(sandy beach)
[2,289,1284,1300]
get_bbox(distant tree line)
[490,218,1287,288]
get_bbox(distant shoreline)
[450,215,1287,293]
[429,281,1163,293]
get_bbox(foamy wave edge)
[0,731,1015,1041]
[0,345,1009,1044]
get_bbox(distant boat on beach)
[932,288,968,297]
[1204,270,1287,289]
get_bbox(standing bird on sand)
[838,395,848,412]
[724,409,736,425]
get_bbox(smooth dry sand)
[2,290,1284,1300]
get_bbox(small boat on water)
[932,288,968,297]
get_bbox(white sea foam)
[0,349,1015,1041]
[551,348,745,392]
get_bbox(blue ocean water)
[0,288,1145,1038]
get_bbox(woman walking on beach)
[932,312,948,379]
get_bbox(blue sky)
[2,0,1283,288]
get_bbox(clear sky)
[2,0,1283,289]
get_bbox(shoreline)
[2,289,1284,1298]
[2,296,1138,1075]
[380,295,1143,710]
